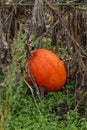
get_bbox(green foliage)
[0,35,87,130]
[0,82,87,130]
[29,36,52,50]
[42,37,52,49]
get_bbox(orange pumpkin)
[25,48,66,93]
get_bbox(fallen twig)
[24,79,42,114]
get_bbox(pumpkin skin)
[25,48,66,93]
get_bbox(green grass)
[0,82,87,130]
